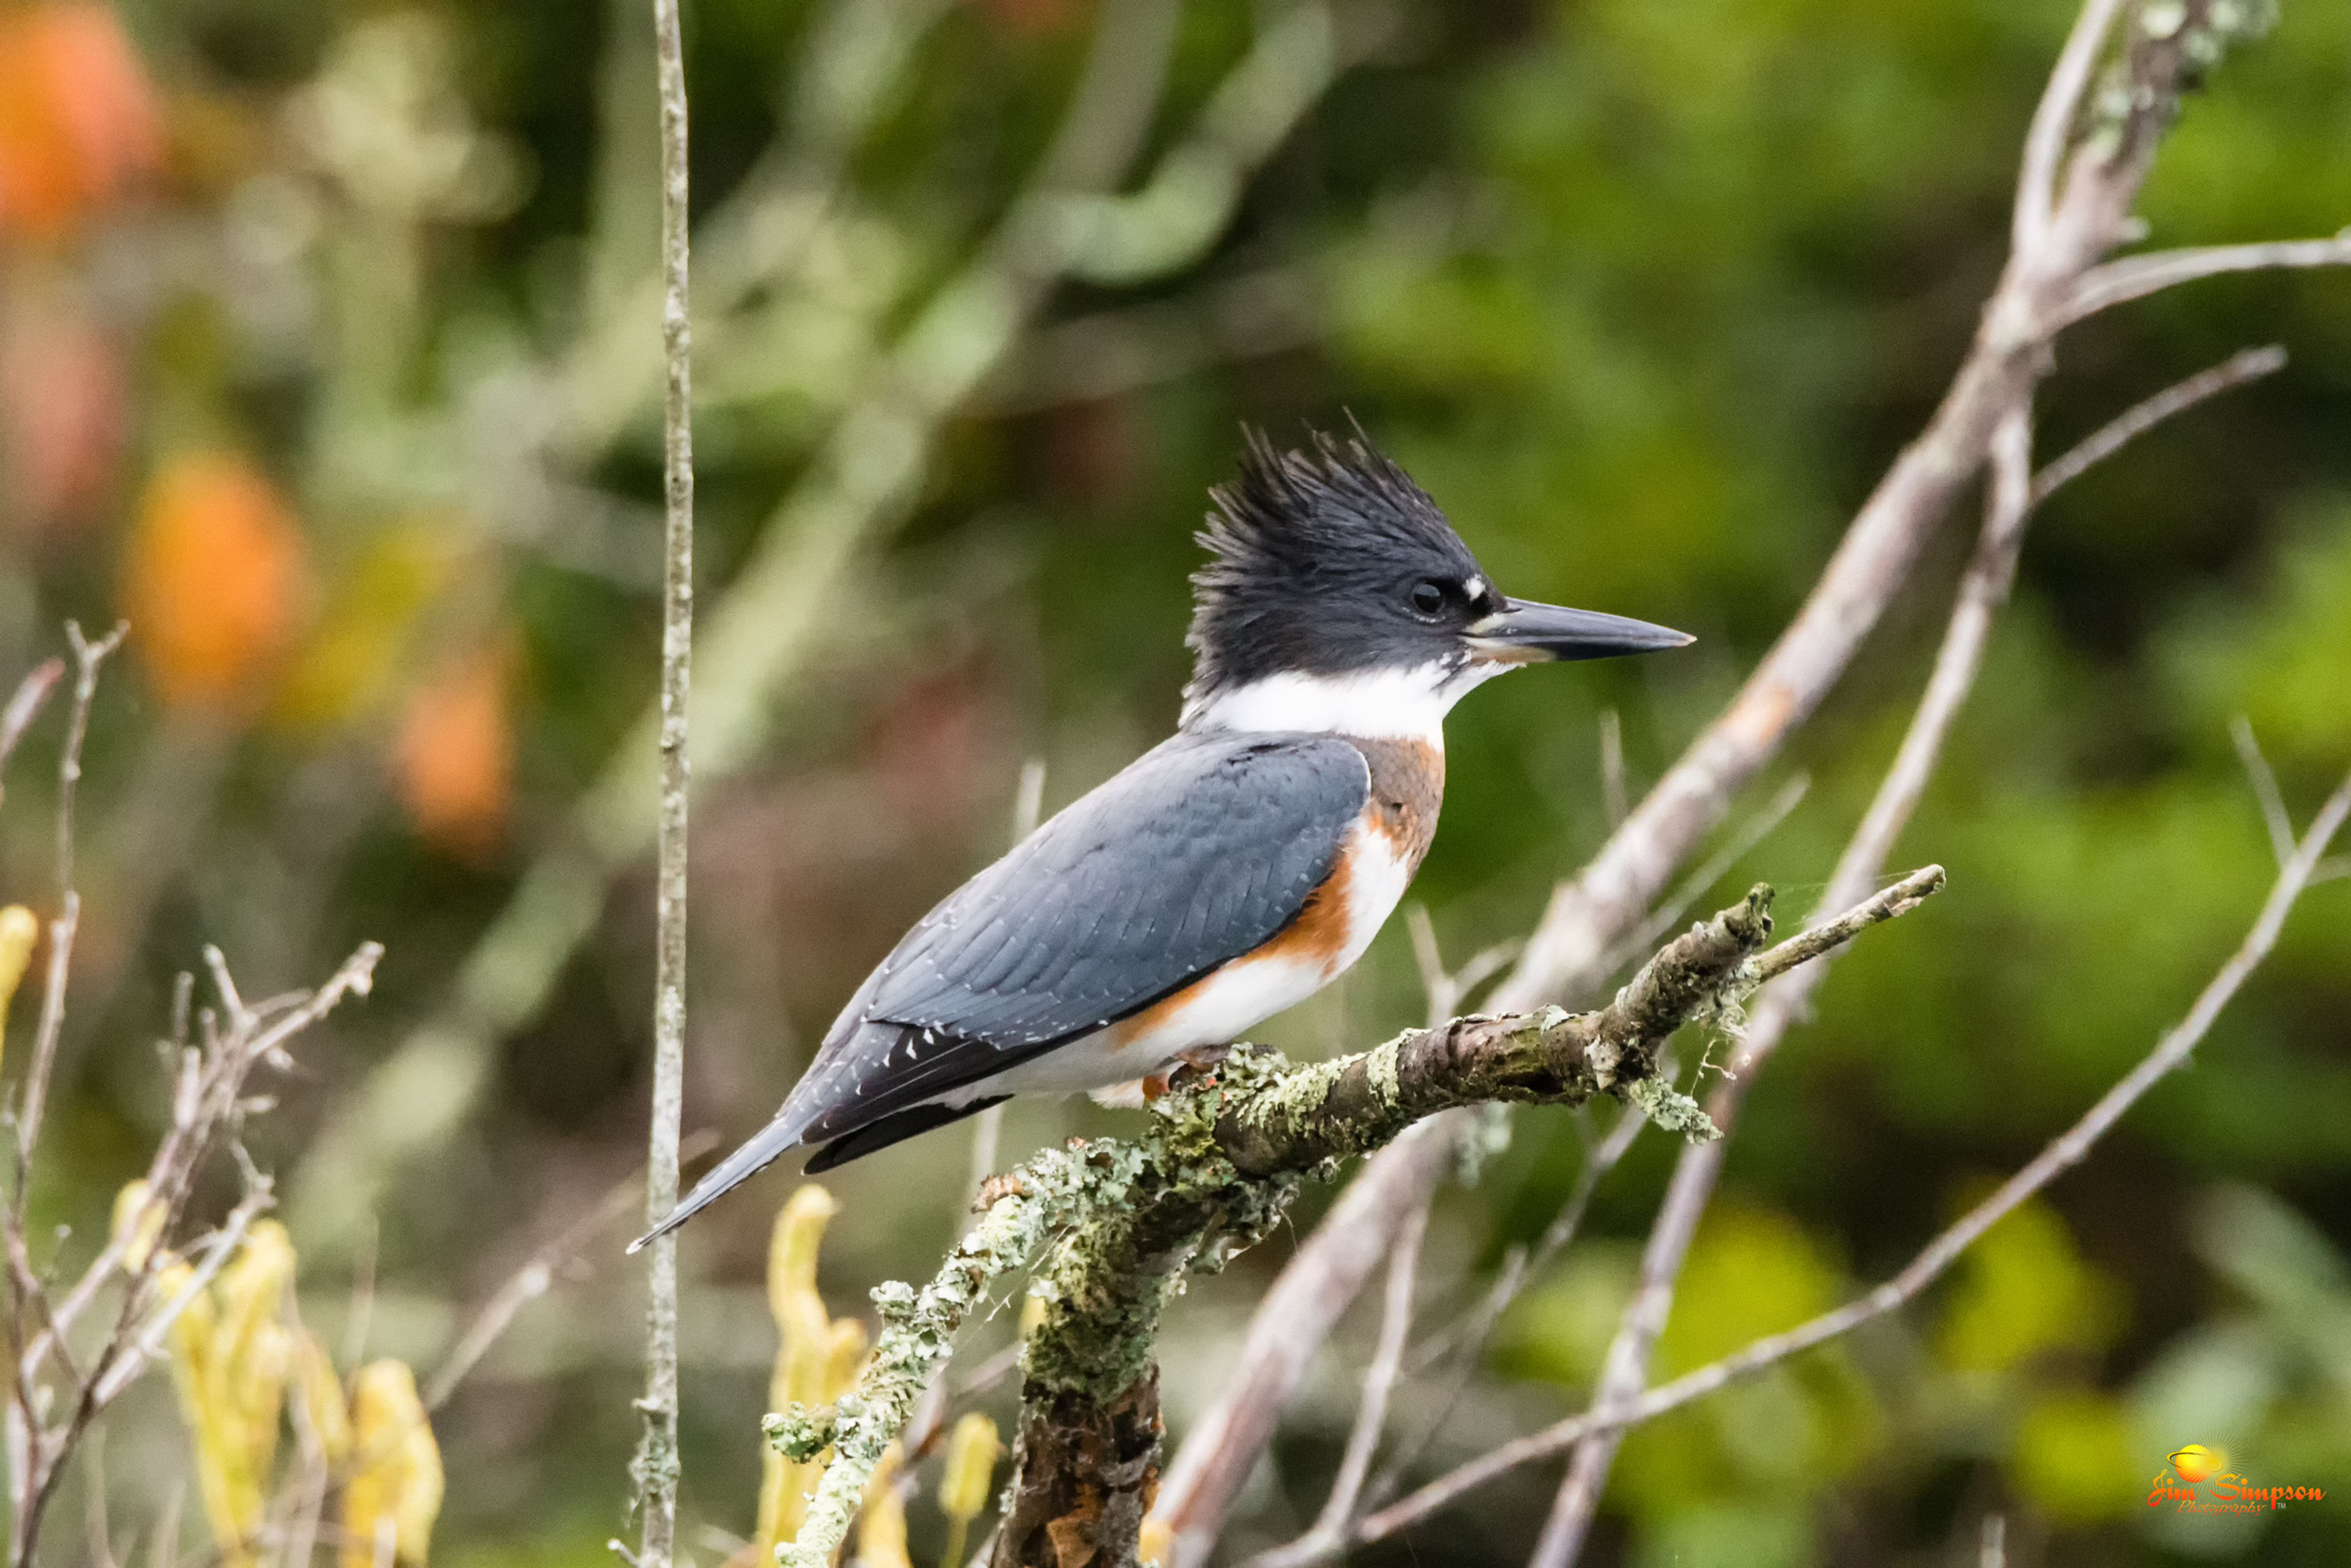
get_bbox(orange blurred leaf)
[122,452,310,712]
[396,641,514,860]
[0,4,161,241]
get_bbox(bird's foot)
[1092,1045,1238,1108]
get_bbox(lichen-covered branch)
[771,1139,1150,1568]
[995,873,1936,1568]
[770,874,1942,1568]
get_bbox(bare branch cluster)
[1130,2,2351,1561]
[0,628,383,1567]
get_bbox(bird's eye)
[1408,580,1448,619]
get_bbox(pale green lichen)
[1019,1081,1299,1403]
[1365,1035,1404,1111]
[778,1139,1120,1567]
[2087,0,2278,159]
[1625,1073,1721,1143]
[763,1404,838,1463]
[1452,1101,1515,1187]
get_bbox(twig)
[1597,773,1811,980]
[51,623,124,903]
[2011,0,2125,255]
[429,1130,718,1411]
[2230,718,2295,871]
[14,624,126,1193]
[1518,326,2295,1563]
[1749,866,1950,985]
[1355,768,2351,1545]
[1400,1096,1644,1381]
[1528,409,2034,1568]
[9,937,378,1564]
[1597,710,1628,831]
[1354,1099,1648,1518]
[90,1189,272,1406]
[2058,234,2351,327]
[1245,1201,1427,1568]
[2029,345,2284,505]
[0,661,63,806]
[1520,324,2292,1565]
[632,0,695,1562]
[1151,1116,1456,1560]
[965,760,1049,1210]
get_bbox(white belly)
[951,819,1417,1102]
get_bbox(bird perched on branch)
[634,429,1689,1248]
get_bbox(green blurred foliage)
[0,0,2342,1562]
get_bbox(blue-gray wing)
[791,732,1368,1131]
[632,732,1369,1244]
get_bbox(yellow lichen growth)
[162,1220,297,1568]
[1138,1517,1174,1567]
[341,1360,444,1568]
[853,1442,912,1568]
[0,904,39,1073]
[756,1185,865,1558]
[937,1412,1002,1567]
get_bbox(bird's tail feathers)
[626,1111,804,1253]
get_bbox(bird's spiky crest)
[1185,427,1482,703]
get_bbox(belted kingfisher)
[633,430,1689,1247]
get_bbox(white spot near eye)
[1463,576,1486,601]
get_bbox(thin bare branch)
[2031,345,2286,505]
[0,661,63,806]
[633,0,696,1561]
[430,1130,717,1411]
[2059,234,2351,327]
[1359,770,2351,1545]
[966,759,1049,1208]
[1597,710,1628,831]
[1528,408,2033,1568]
[1246,1201,1428,1568]
[1600,773,1812,979]
[2012,0,2126,253]
[15,624,126,1191]
[8,937,378,1564]
[2230,718,2296,871]
[1751,866,1949,986]
[90,1190,271,1408]
[52,622,124,901]
[1368,1098,1645,1514]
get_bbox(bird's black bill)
[1465,598,1693,664]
